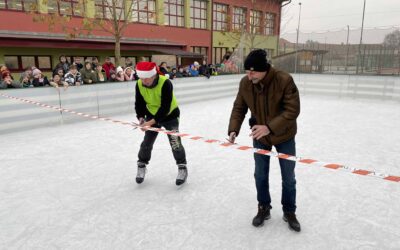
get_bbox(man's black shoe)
[283,212,301,232]
[252,204,271,227]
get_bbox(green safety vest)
[137,75,178,116]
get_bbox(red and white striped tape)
[1,92,399,183]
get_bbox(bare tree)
[383,30,400,48]
[30,0,155,66]
[222,0,288,51]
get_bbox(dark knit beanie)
[244,49,270,72]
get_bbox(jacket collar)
[251,67,275,93]
[261,67,276,86]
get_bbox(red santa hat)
[136,62,158,79]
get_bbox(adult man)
[228,49,301,232]
[135,62,188,186]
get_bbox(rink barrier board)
[1,74,399,134]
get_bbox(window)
[265,49,274,58]
[191,46,208,57]
[4,56,19,70]
[109,56,138,67]
[213,47,229,65]
[95,0,124,20]
[213,3,227,31]
[232,7,245,32]
[265,13,275,35]
[47,0,84,16]
[164,0,184,27]
[131,0,156,24]
[138,56,151,62]
[47,0,58,14]
[38,56,52,69]
[65,56,98,65]
[4,55,52,71]
[21,56,35,69]
[0,0,37,11]
[250,10,262,34]
[190,0,207,29]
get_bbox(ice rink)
[1,93,400,249]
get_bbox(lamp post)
[345,25,350,73]
[356,0,366,74]
[294,2,302,74]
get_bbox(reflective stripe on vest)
[137,75,178,116]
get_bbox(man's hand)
[138,117,145,125]
[228,132,236,143]
[140,119,156,131]
[249,125,270,140]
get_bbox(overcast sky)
[281,0,400,44]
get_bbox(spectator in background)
[124,66,137,81]
[115,66,125,82]
[32,68,50,87]
[125,57,133,67]
[0,64,7,73]
[20,66,34,87]
[55,68,65,80]
[64,65,82,86]
[176,66,188,78]
[0,71,22,89]
[50,73,68,90]
[138,57,148,62]
[80,62,97,84]
[95,64,106,83]
[73,57,84,71]
[108,70,118,82]
[159,62,170,79]
[92,57,99,70]
[84,57,92,64]
[0,65,11,81]
[54,55,70,74]
[209,64,218,76]
[102,57,116,79]
[188,64,199,77]
[170,68,177,79]
[199,60,211,79]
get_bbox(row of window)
[5,48,276,71]
[3,55,155,71]
[213,3,275,35]
[212,47,274,65]
[0,0,275,33]
[4,50,215,71]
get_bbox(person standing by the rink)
[134,61,188,186]
[227,49,301,232]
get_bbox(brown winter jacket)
[228,67,300,146]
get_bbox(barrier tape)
[1,92,399,183]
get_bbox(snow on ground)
[1,94,400,250]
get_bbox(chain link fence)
[276,27,400,75]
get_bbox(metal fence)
[277,27,400,75]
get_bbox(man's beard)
[251,78,260,84]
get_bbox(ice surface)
[1,93,399,249]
